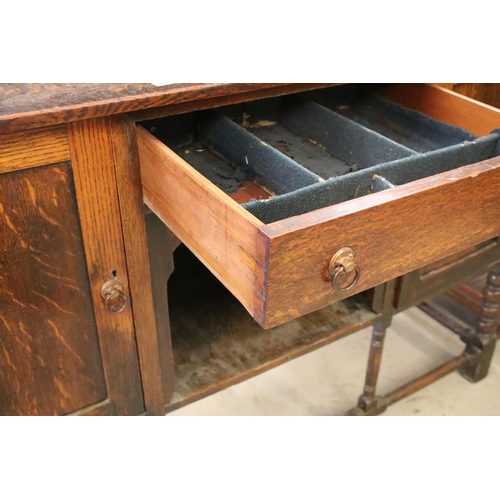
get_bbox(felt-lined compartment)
[141,93,414,199]
[303,84,477,153]
[244,134,500,223]
[221,95,417,180]
[142,111,316,202]
[279,98,416,168]
[141,93,418,200]
[141,87,500,225]
[198,111,321,194]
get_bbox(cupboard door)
[0,163,112,415]
[0,120,151,415]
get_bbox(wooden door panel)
[0,163,107,415]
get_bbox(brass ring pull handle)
[328,247,361,293]
[332,264,361,292]
[100,277,127,314]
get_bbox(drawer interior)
[307,84,476,152]
[138,84,500,329]
[141,85,500,224]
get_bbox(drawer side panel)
[378,84,500,137]
[137,126,268,324]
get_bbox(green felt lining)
[141,88,498,226]
[243,134,500,224]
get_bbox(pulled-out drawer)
[137,84,500,329]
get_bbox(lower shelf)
[165,245,378,412]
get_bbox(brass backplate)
[329,247,355,275]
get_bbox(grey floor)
[169,307,500,416]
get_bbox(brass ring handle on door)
[100,277,127,314]
[328,247,361,293]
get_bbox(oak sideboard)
[1,83,499,416]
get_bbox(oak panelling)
[262,157,500,327]
[0,126,70,173]
[137,126,269,325]
[0,84,334,134]
[109,117,165,415]
[0,163,107,416]
[378,84,500,136]
[68,118,145,416]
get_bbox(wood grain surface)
[229,180,273,204]
[0,126,70,173]
[0,84,334,134]
[378,84,500,136]
[262,156,500,327]
[68,118,145,415]
[137,125,269,324]
[437,84,500,109]
[0,163,107,415]
[130,84,337,123]
[109,117,166,415]
[396,239,500,312]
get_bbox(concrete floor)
[170,307,500,416]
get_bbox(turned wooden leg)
[459,267,500,382]
[346,281,395,416]
[346,273,483,416]
[345,319,393,416]
[357,321,388,411]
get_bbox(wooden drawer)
[394,237,500,312]
[137,84,500,329]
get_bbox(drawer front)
[262,159,500,326]
[137,85,500,329]
[394,238,500,312]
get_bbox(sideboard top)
[0,83,332,134]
